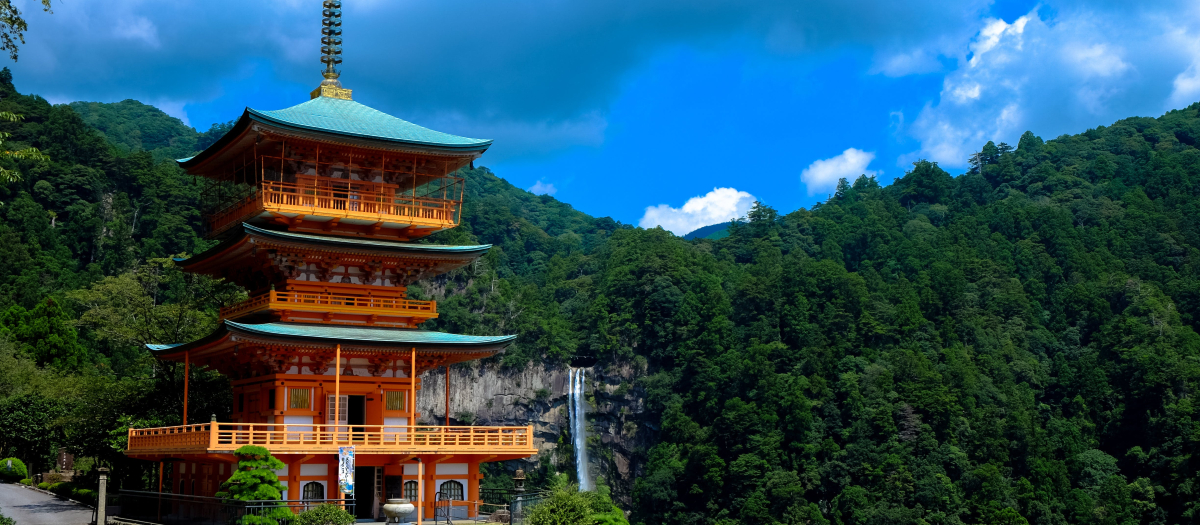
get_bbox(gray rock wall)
[415,360,652,505]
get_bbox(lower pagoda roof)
[147,321,515,377]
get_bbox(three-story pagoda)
[122,4,535,521]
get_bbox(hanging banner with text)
[338,446,355,495]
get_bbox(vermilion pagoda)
[122,10,534,519]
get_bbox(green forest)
[4,65,1200,523]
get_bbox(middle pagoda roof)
[180,223,489,288]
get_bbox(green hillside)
[2,64,1200,523]
[68,99,233,162]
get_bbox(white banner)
[338,446,355,495]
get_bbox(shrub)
[73,488,97,505]
[37,482,50,490]
[0,508,13,525]
[292,504,356,525]
[19,478,31,486]
[527,488,591,525]
[43,472,63,484]
[526,480,630,525]
[0,458,26,482]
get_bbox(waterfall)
[569,368,591,491]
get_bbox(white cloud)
[872,49,943,77]
[1066,44,1130,79]
[800,148,878,195]
[639,187,756,236]
[114,16,160,48]
[905,6,1183,167]
[149,99,191,127]
[528,180,557,195]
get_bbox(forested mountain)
[682,222,730,240]
[4,66,1200,523]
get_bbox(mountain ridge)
[5,66,1200,523]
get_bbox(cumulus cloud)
[528,180,558,196]
[801,148,878,195]
[639,188,756,236]
[906,3,1200,167]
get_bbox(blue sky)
[10,0,1200,234]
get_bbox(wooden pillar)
[416,459,424,524]
[467,460,480,518]
[287,458,301,501]
[410,348,416,435]
[326,458,338,500]
[334,344,342,503]
[183,351,190,425]
[334,344,341,439]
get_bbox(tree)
[0,111,48,182]
[0,297,88,370]
[69,258,242,349]
[215,446,291,525]
[0,1,51,61]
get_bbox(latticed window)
[403,480,418,501]
[303,481,324,501]
[439,480,464,501]
[327,395,348,424]
[289,388,311,409]
[385,391,406,411]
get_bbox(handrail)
[208,179,461,235]
[127,423,535,453]
[219,290,438,320]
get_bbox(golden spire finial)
[312,0,352,100]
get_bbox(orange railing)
[209,180,460,236]
[126,423,535,454]
[219,290,438,320]
[125,422,217,453]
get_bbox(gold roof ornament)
[312,0,352,100]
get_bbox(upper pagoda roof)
[251,97,491,150]
[178,95,491,172]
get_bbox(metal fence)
[112,491,244,525]
[508,492,550,525]
[110,490,353,525]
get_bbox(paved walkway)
[0,483,94,525]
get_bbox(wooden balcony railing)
[125,423,536,455]
[208,180,460,236]
[219,290,438,321]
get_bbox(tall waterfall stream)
[569,367,592,491]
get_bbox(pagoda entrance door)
[348,395,366,435]
[353,466,375,520]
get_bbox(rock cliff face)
[415,360,653,505]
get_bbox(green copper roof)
[146,321,516,353]
[174,223,491,271]
[226,321,516,346]
[241,224,490,253]
[248,97,491,151]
